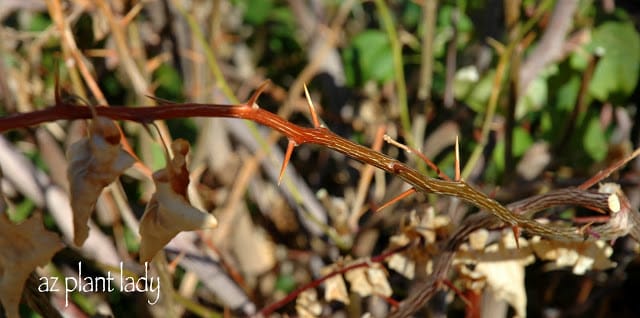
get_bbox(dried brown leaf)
[296,289,322,318]
[67,117,135,245]
[387,252,416,279]
[320,266,349,304]
[231,211,275,276]
[345,264,392,298]
[138,140,217,262]
[474,234,535,318]
[0,214,63,318]
[386,208,447,279]
[456,231,535,317]
[530,236,616,275]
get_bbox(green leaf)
[348,30,394,83]
[556,75,581,113]
[242,0,273,25]
[582,117,607,162]
[569,50,590,71]
[516,74,548,119]
[275,274,296,293]
[402,1,421,29]
[588,21,640,101]
[28,13,52,32]
[492,127,534,173]
[154,64,183,101]
[124,227,140,252]
[458,70,494,113]
[453,65,479,98]
[10,199,35,223]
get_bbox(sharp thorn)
[278,139,296,185]
[511,226,521,249]
[303,83,320,128]
[146,94,176,104]
[376,188,416,212]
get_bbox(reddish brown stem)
[0,102,611,242]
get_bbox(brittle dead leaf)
[530,236,616,275]
[320,266,350,304]
[476,234,534,318]
[67,116,135,245]
[456,231,534,318]
[345,263,392,298]
[0,214,63,318]
[231,211,276,276]
[138,139,217,262]
[296,289,323,318]
[387,251,416,279]
[386,208,448,279]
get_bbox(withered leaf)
[345,264,392,298]
[67,117,135,245]
[530,236,616,275]
[320,266,349,304]
[138,140,217,262]
[0,214,63,318]
[296,289,322,318]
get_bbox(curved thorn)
[247,80,270,109]
[279,139,296,185]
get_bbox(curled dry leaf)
[321,266,350,304]
[386,208,449,279]
[345,263,392,298]
[296,288,323,318]
[0,214,63,318]
[387,247,416,279]
[530,236,615,275]
[472,233,535,318]
[455,231,535,318]
[231,211,276,276]
[67,116,135,245]
[138,139,217,262]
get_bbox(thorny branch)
[1,87,639,316]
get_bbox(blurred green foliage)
[344,30,394,84]
[588,21,640,102]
